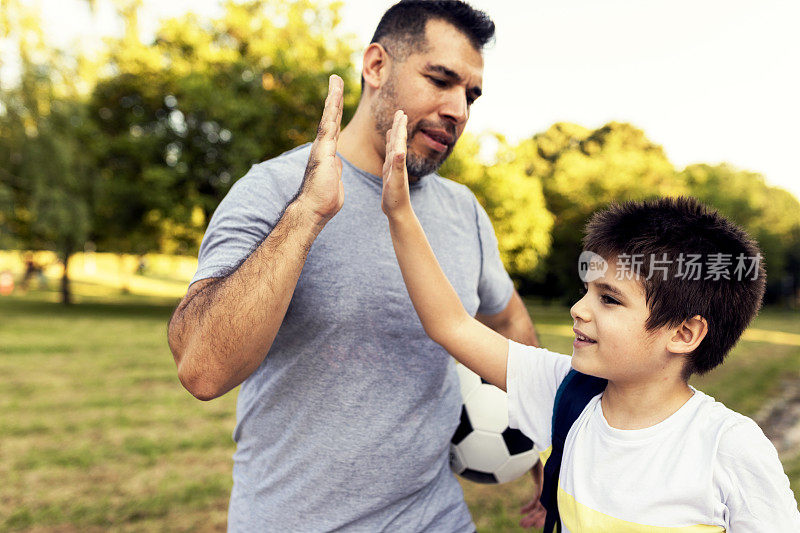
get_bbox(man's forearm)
[169,74,344,400]
[169,198,324,400]
[496,317,539,346]
[492,293,539,346]
[477,291,539,347]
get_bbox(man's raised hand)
[299,74,345,225]
[381,110,411,218]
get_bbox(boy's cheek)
[570,350,603,378]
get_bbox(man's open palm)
[300,74,345,223]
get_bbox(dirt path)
[756,378,800,458]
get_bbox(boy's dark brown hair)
[583,196,766,380]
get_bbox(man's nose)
[439,89,468,126]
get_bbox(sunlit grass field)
[1,260,799,531]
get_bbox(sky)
[8,0,800,198]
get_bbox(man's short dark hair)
[583,196,766,380]
[361,0,495,90]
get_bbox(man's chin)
[406,150,450,179]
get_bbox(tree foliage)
[1,0,798,306]
[88,0,360,254]
[0,0,98,303]
[523,122,682,300]
[680,163,800,302]
[440,133,553,281]
[0,0,359,303]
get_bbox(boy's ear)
[666,315,708,355]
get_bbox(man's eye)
[427,76,447,87]
[600,294,620,305]
[466,95,476,106]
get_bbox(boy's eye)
[600,294,620,305]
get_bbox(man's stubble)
[371,72,456,180]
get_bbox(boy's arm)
[381,110,510,390]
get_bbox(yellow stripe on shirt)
[557,484,725,532]
[539,445,553,466]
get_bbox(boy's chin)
[570,352,587,371]
[570,354,607,379]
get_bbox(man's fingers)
[326,74,344,122]
[333,76,344,137]
[519,497,546,529]
[315,75,344,145]
[520,499,536,513]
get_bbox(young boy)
[380,110,800,531]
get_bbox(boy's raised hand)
[299,74,345,225]
[381,110,411,218]
[378,110,509,392]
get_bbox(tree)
[88,0,360,255]
[440,133,553,282]
[1,0,360,303]
[0,0,98,304]
[527,122,683,300]
[680,163,800,303]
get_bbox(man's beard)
[372,76,456,179]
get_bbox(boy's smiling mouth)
[573,328,597,347]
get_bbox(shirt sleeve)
[190,162,300,285]
[506,340,573,453]
[473,198,514,315]
[716,418,800,531]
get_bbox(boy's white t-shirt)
[506,340,800,532]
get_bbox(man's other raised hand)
[298,74,345,225]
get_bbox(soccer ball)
[449,363,538,484]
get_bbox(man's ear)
[666,315,708,355]
[362,43,392,91]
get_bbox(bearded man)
[168,1,544,530]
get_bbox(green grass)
[1,292,798,532]
[0,291,234,532]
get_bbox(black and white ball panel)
[450,363,537,484]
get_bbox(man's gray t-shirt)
[192,144,514,532]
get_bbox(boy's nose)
[570,296,591,323]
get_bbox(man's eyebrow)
[424,63,482,98]
[425,63,460,80]
[594,282,625,299]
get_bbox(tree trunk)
[61,246,72,305]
